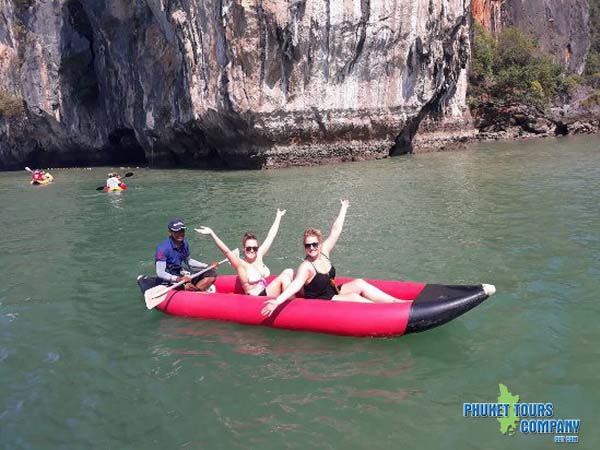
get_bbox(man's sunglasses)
[304,242,319,249]
[245,246,259,252]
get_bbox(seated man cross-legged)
[155,218,217,292]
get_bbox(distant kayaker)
[195,208,294,297]
[106,172,125,190]
[261,200,409,316]
[31,169,53,184]
[155,219,217,292]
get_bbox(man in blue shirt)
[155,218,217,291]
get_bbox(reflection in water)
[106,191,125,209]
[150,317,418,391]
[146,318,423,446]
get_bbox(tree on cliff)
[469,24,564,108]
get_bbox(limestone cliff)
[472,0,590,74]
[470,0,599,141]
[0,0,473,169]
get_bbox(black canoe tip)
[137,274,162,294]
[405,283,496,334]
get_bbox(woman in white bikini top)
[244,257,271,296]
[196,209,293,297]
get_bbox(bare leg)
[266,269,294,296]
[193,276,216,292]
[338,279,409,303]
[332,293,372,303]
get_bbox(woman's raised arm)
[258,208,286,258]
[321,200,349,255]
[195,227,243,271]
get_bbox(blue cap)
[168,219,186,232]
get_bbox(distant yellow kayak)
[103,183,127,192]
[31,173,53,185]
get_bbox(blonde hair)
[303,227,322,243]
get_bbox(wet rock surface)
[470,100,600,142]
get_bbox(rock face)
[472,0,590,74]
[473,97,600,141]
[0,0,473,169]
[470,0,599,141]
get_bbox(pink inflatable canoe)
[137,275,495,337]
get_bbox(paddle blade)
[124,172,134,177]
[144,284,172,309]
[25,166,33,173]
[96,186,105,191]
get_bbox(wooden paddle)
[26,166,50,174]
[144,249,238,309]
[96,172,134,190]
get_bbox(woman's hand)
[261,299,281,317]
[276,208,286,218]
[195,226,213,235]
[340,199,350,209]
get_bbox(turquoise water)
[1,135,598,449]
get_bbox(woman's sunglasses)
[245,246,259,252]
[304,242,319,249]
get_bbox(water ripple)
[1,140,600,449]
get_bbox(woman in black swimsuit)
[262,200,408,316]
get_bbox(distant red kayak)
[137,275,495,337]
[103,183,127,192]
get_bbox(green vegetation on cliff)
[469,24,565,108]
[586,0,600,87]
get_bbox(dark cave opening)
[105,129,147,165]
